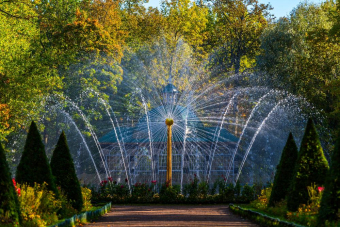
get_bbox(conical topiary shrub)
[287,118,329,212]
[317,131,340,225]
[0,143,21,225]
[15,121,57,194]
[50,131,83,211]
[268,133,298,207]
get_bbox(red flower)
[12,178,20,196]
[318,186,325,193]
[108,177,113,182]
[121,185,124,188]
[151,180,157,184]
[104,180,108,184]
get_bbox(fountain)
[6,41,326,191]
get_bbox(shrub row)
[91,177,261,204]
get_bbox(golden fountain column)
[165,118,174,186]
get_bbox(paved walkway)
[85,205,258,227]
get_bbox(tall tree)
[209,0,272,75]
[51,131,83,211]
[257,1,340,133]
[317,130,340,225]
[16,121,57,194]
[161,0,208,59]
[0,0,61,140]
[268,133,298,207]
[0,143,21,225]
[287,118,329,212]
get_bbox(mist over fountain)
[6,41,326,191]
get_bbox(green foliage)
[287,118,329,212]
[92,179,130,203]
[159,183,181,204]
[56,188,78,220]
[241,184,255,203]
[286,183,323,226]
[50,131,83,211]
[269,133,298,207]
[0,143,20,226]
[81,187,93,212]
[209,0,272,75]
[16,121,57,195]
[130,182,155,203]
[317,130,340,225]
[250,186,273,210]
[257,1,340,132]
[18,183,60,227]
[182,175,209,201]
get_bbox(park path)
[84,205,258,227]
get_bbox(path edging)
[49,202,112,227]
[229,203,305,227]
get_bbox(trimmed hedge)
[269,133,298,207]
[0,143,21,225]
[51,131,83,211]
[16,121,57,194]
[317,130,340,225]
[287,118,329,212]
[48,202,111,227]
[229,204,304,227]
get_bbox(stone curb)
[49,202,112,227]
[229,203,305,227]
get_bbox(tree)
[161,0,208,59]
[50,131,83,211]
[268,133,298,207]
[16,121,57,194]
[0,143,21,225]
[257,1,340,133]
[0,0,62,140]
[209,0,272,75]
[317,130,340,225]
[287,118,329,212]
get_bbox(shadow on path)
[85,205,258,227]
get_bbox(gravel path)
[84,205,258,227]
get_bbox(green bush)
[269,133,298,207]
[81,186,93,212]
[16,121,57,194]
[287,118,329,212]
[57,188,78,220]
[0,143,21,226]
[241,184,255,203]
[131,182,155,203]
[159,183,181,203]
[18,183,60,227]
[317,130,340,225]
[50,131,83,211]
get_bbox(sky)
[144,0,325,19]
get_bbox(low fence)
[49,202,112,227]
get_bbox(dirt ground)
[84,205,259,227]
